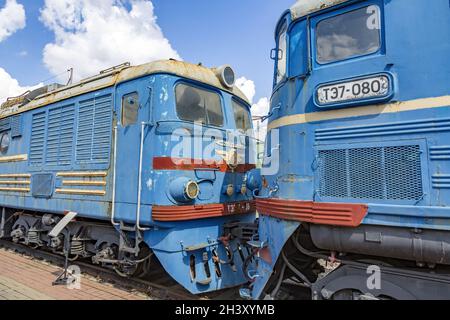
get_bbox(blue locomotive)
[0,59,258,294]
[247,0,450,299]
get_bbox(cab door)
[113,80,152,224]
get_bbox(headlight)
[185,180,199,200]
[169,177,199,203]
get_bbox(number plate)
[317,75,390,105]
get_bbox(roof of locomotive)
[0,59,250,119]
[290,0,350,20]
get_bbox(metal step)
[118,222,142,255]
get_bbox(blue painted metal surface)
[0,64,257,294]
[252,0,450,299]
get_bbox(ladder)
[118,221,144,256]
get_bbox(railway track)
[0,239,238,300]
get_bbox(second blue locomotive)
[246,0,450,300]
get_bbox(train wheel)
[330,289,390,300]
[114,244,152,278]
[331,289,360,300]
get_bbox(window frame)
[313,2,384,66]
[121,91,140,127]
[231,97,252,133]
[275,20,289,86]
[0,132,10,154]
[174,82,225,128]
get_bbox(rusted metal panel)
[0,60,249,119]
[290,0,350,20]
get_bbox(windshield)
[175,83,224,127]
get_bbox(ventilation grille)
[0,118,10,132]
[46,105,75,166]
[318,145,423,201]
[11,115,22,137]
[76,94,112,163]
[29,112,46,165]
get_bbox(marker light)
[226,184,234,197]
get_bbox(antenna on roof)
[67,68,73,86]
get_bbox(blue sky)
[0,0,294,105]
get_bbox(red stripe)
[256,198,368,227]
[152,201,255,222]
[153,157,256,173]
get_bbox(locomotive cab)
[250,0,450,300]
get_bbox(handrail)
[111,126,119,226]
[137,122,150,231]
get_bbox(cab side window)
[232,99,252,132]
[122,92,139,126]
[316,5,381,64]
[275,22,288,85]
[175,84,224,127]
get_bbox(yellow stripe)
[55,189,106,196]
[62,180,107,186]
[0,154,28,163]
[0,180,30,185]
[0,187,30,192]
[0,174,31,178]
[56,171,108,177]
[268,95,450,131]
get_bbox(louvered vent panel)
[76,99,95,162]
[76,94,112,163]
[11,115,22,137]
[29,112,46,165]
[0,118,10,132]
[318,145,423,201]
[46,104,75,166]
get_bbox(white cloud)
[0,0,26,42]
[235,76,270,142]
[251,97,270,117]
[39,0,181,81]
[236,77,256,103]
[251,97,270,142]
[0,68,42,104]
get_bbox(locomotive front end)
[111,61,257,294]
